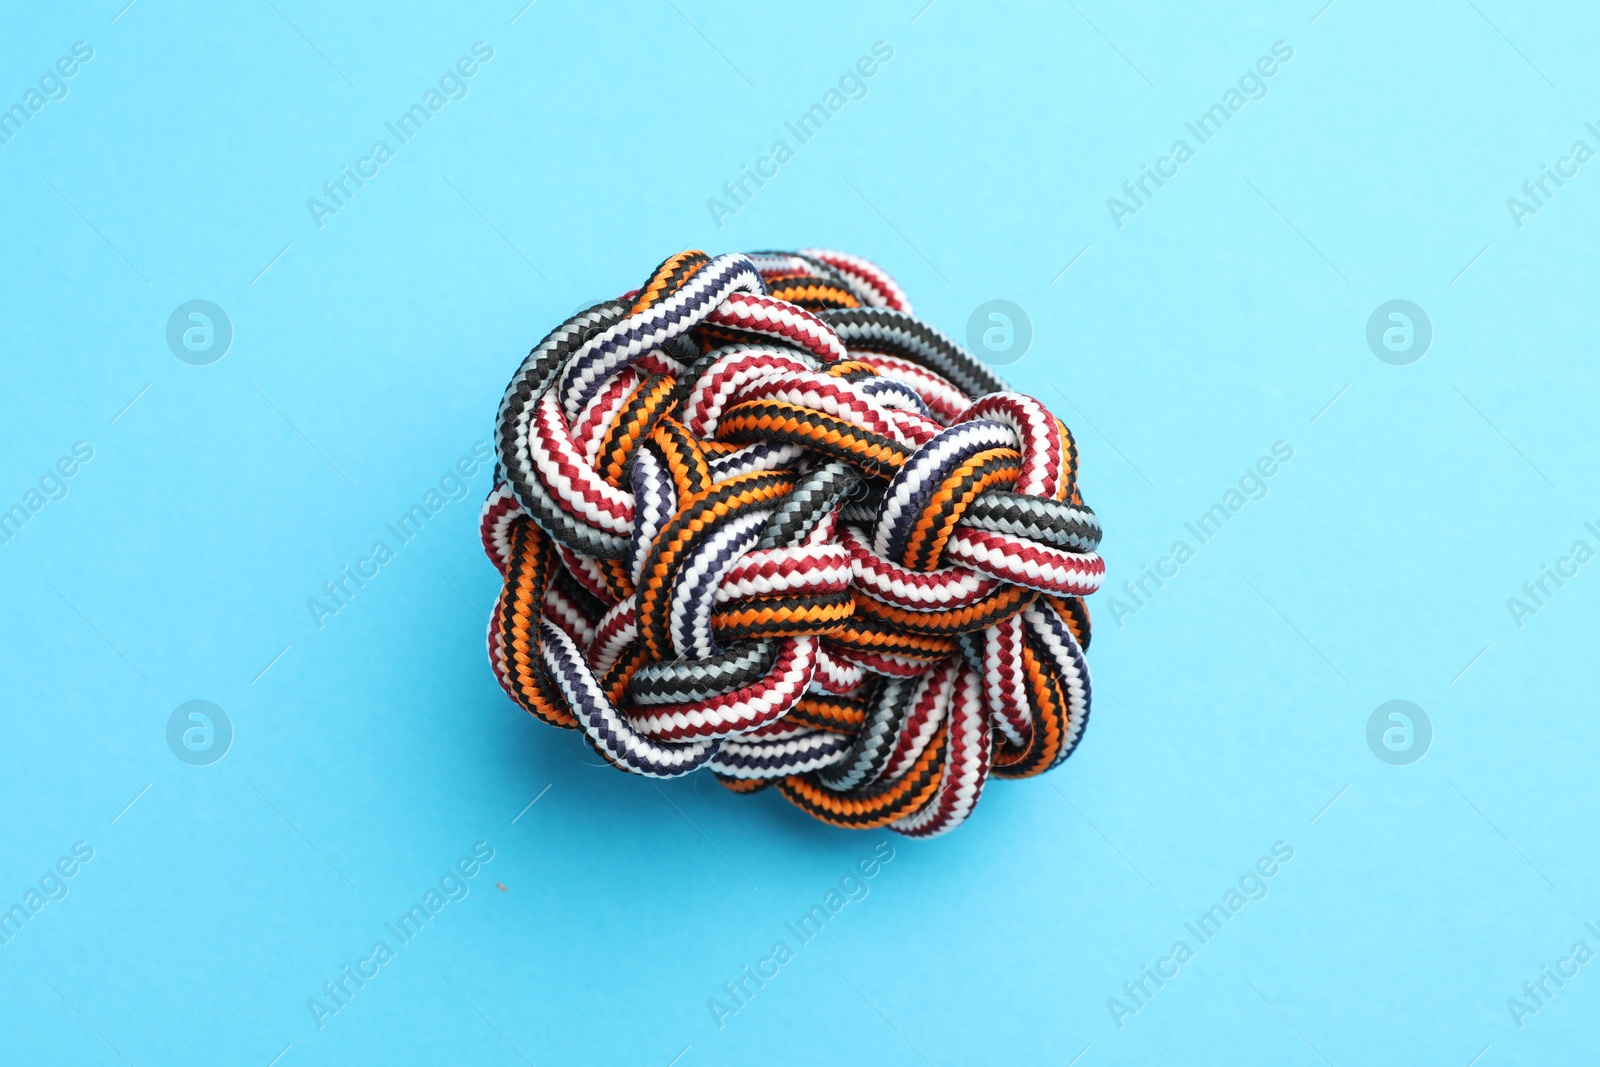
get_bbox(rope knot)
[481,249,1102,837]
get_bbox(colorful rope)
[480,250,1103,837]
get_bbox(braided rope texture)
[480,249,1104,838]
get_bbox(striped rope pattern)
[482,249,1102,838]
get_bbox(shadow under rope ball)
[478,249,1104,837]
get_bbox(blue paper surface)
[2,2,1597,1063]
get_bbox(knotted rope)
[480,249,1102,837]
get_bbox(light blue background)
[2,1,1597,1064]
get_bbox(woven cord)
[481,250,1102,838]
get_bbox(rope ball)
[480,249,1104,837]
